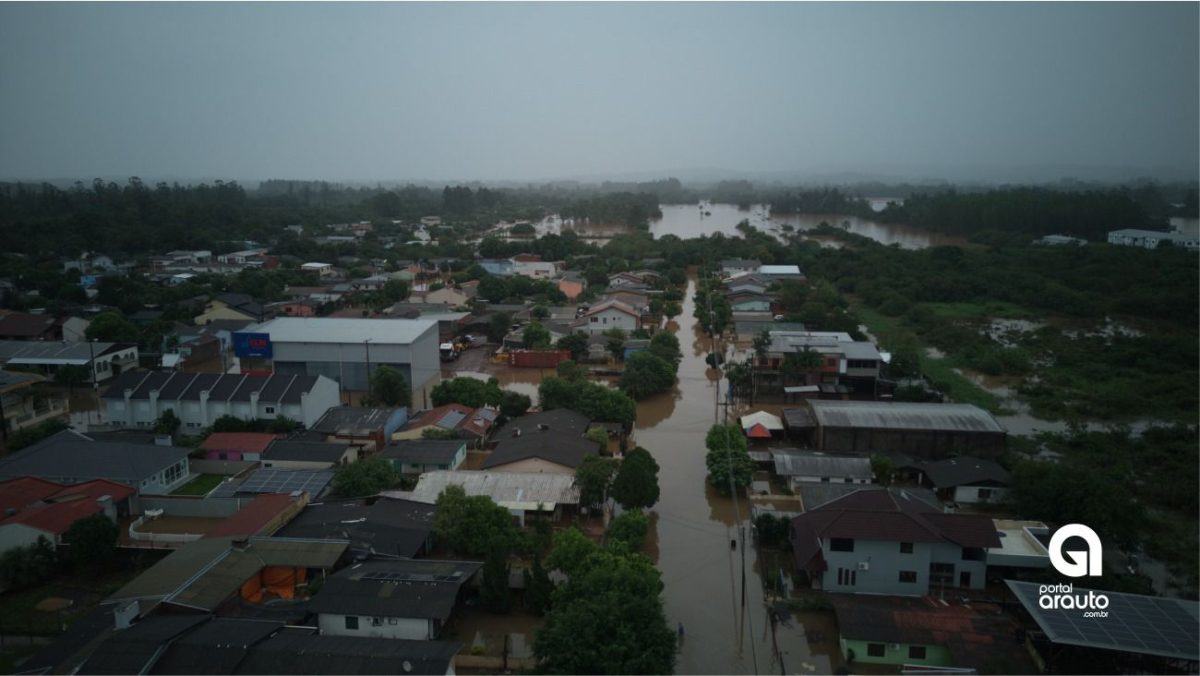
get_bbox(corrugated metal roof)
[249,317,437,345]
[772,451,872,479]
[808,400,1004,433]
[404,470,579,509]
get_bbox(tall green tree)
[556,332,589,361]
[431,377,503,408]
[433,485,518,556]
[523,555,554,615]
[704,424,754,495]
[606,509,650,552]
[499,390,532,418]
[487,312,513,343]
[481,546,513,613]
[618,352,676,400]
[604,328,627,360]
[63,513,118,570]
[610,447,660,510]
[647,331,682,367]
[332,457,396,497]
[534,545,676,674]
[153,408,181,436]
[523,321,552,349]
[369,365,411,407]
[85,311,140,343]
[575,455,617,510]
[538,377,636,429]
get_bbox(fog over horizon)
[1,2,1197,186]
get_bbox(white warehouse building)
[243,317,441,396]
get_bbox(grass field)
[921,301,1040,320]
[853,301,1005,413]
[172,473,224,496]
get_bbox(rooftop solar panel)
[1006,580,1199,661]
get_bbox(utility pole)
[363,339,373,403]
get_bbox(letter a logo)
[1049,524,1103,577]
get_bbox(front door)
[959,571,971,588]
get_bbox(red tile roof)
[199,432,278,454]
[0,479,134,535]
[0,477,63,513]
[204,494,302,539]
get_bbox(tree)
[54,364,91,394]
[523,321,552,349]
[85,311,140,343]
[499,390,531,418]
[523,555,553,615]
[431,377,503,408]
[381,278,409,304]
[647,331,682,368]
[481,546,513,613]
[604,328,627,360]
[610,447,660,510]
[870,454,894,486]
[268,415,300,434]
[487,312,512,343]
[606,509,649,552]
[704,424,754,495]
[433,485,518,556]
[618,352,675,400]
[662,301,682,320]
[63,513,118,569]
[555,359,588,382]
[332,457,396,497]
[556,332,589,361]
[584,425,610,451]
[545,527,599,578]
[5,418,69,451]
[369,365,411,407]
[575,455,617,510]
[538,377,636,429]
[752,330,772,363]
[782,349,824,386]
[0,536,56,588]
[153,408,181,436]
[535,545,676,675]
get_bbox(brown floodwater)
[447,277,841,674]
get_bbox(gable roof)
[0,431,191,485]
[404,471,580,511]
[307,559,480,620]
[381,440,466,465]
[485,411,599,470]
[492,408,590,439]
[79,614,210,675]
[0,478,135,535]
[0,312,60,339]
[405,403,495,438]
[150,618,285,675]
[580,299,640,319]
[312,406,404,436]
[273,497,435,559]
[103,371,323,404]
[790,488,1000,572]
[906,456,1011,488]
[263,440,353,464]
[807,400,1005,434]
[772,451,873,480]
[200,433,278,455]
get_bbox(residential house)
[0,477,134,554]
[772,450,873,491]
[381,439,467,474]
[986,519,1050,572]
[102,371,342,429]
[900,456,1011,505]
[726,291,774,313]
[511,254,559,279]
[310,406,409,452]
[1107,228,1200,250]
[484,409,599,473]
[198,432,278,461]
[273,299,319,317]
[217,248,269,264]
[301,262,338,278]
[392,404,496,445]
[807,400,1007,459]
[759,264,805,280]
[607,271,654,289]
[572,299,641,334]
[308,559,481,640]
[194,293,266,325]
[236,631,461,675]
[261,440,357,471]
[0,370,67,434]
[478,259,515,277]
[790,489,1001,595]
[0,341,138,384]
[0,430,191,495]
[830,595,1029,670]
[0,311,64,341]
[414,285,473,307]
[402,469,580,525]
[274,496,436,559]
[740,410,785,440]
[754,331,883,394]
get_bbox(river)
[536,201,961,249]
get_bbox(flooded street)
[446,277,840,674]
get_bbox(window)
[909,646,927,660]
[830,538,854,552]
[371,617,382,627]
[836,568,857,586]
[898,570,917,583]
[388,618,398,625]
[844,477,854,483]
[930,562,954,584]
[977,488,993,500]
[344,616,359,630]
[866,643,885,658]
[820,477,830,483]
[961,547,985,561]
[265,406,275,414]
[900,542,914,554]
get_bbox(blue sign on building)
[233,332,273,359]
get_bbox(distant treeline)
[875,185,1198,240]
[560,192,662,228]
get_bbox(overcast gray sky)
[1,2,1196,184]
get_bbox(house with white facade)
[572,300,641,334]
[900,456,1011,505]
[102,371,341,430]
[0,430,192,496]
[1107,228,1200,250]
[309,559,480,640]
[790,489,1000,595]
[772,450,873,491]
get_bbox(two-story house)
[790,489,1000,596]
[572,300,641,334]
